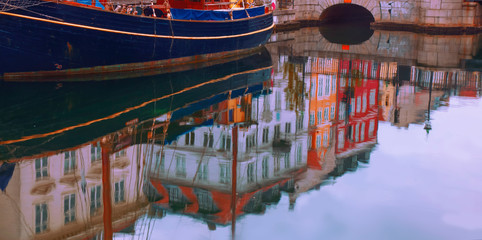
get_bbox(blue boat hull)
[0,1,273,79]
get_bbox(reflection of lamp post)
[424,72,433,134]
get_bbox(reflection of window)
[308,135,312,149]
[198,162,208,181]
[356,96,361,113]
[220,134,231,151]
[330,104,335,120]
[317,110,322,124]
[91,142,101,162]
[323,132,328,147]
[196,190,216,212]
[331,77,336,93]
[351,98,355,115]
[311,80,316,97]
[90,185,102,216]
[175,154,186,177]
[275,91,281,110]
[362,93,367,113]
[285,122,291,134]
[316,135,321,148]
[262,127,269,143]
[372,63,378,77]
[325,77,330,95]
[263,95,270,112]
[338,130,345,149]
[35,203,48,233]
[169,187,182,202]
[339,102,346,120]
[274,157,280,173]
[247,163,254,183]
[64,151,76,175]
[155,151,165,173]
[64,194,76,224]
[203,132,214,148]
[317,79,323,97]
[361,123,366,142]
[114,180,125,203]
[226,135,231,151]
[297,114,303,130]
[274,125,280,140]
[220,163,231,183]
[324,108,329,121]
[369,120,375,137]
[262,156,269,179]
[252,100,258,119]
[297,144,302,165]
[309,112,315,126]
[355,124,360,142]
[369,89,376,106]
[35,157,49,180]
[284,153,290,169]
[185,132,195,146]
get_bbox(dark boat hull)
[0,1,273,80]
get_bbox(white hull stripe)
[0,11,274,39]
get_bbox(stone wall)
[416,0,479,26]
[287,0,482,27]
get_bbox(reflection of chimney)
[208,222,217,231]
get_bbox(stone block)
[441,2,459,10]
[430,0,441,9]
[424,16,436,24]
[426,9,441,17]
[451,10,463,17]
[438,17,451,25]
[424,43,436,52]
[462,16,474,25]
[464,10,476,17]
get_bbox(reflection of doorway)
[319,22,374,45]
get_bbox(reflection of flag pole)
[424,72,433,134]
[101,138,113,240]
[231,125,238,240]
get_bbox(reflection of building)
[307,57,338,169]
[288,57,380,205]
[0,140,147,240]
[335,59,379,157]
[145,59,311,225]
[411,67,481,98]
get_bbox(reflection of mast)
[393,71,400,125]
[424,71,433,134]
[101,137,113,240]
[231,124,238,240]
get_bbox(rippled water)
[0,27,481,240]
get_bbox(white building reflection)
[0,139,147,240]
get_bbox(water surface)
[0,27,481,240]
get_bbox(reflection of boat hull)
[0,1,273,80]
[0,47,272,160]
